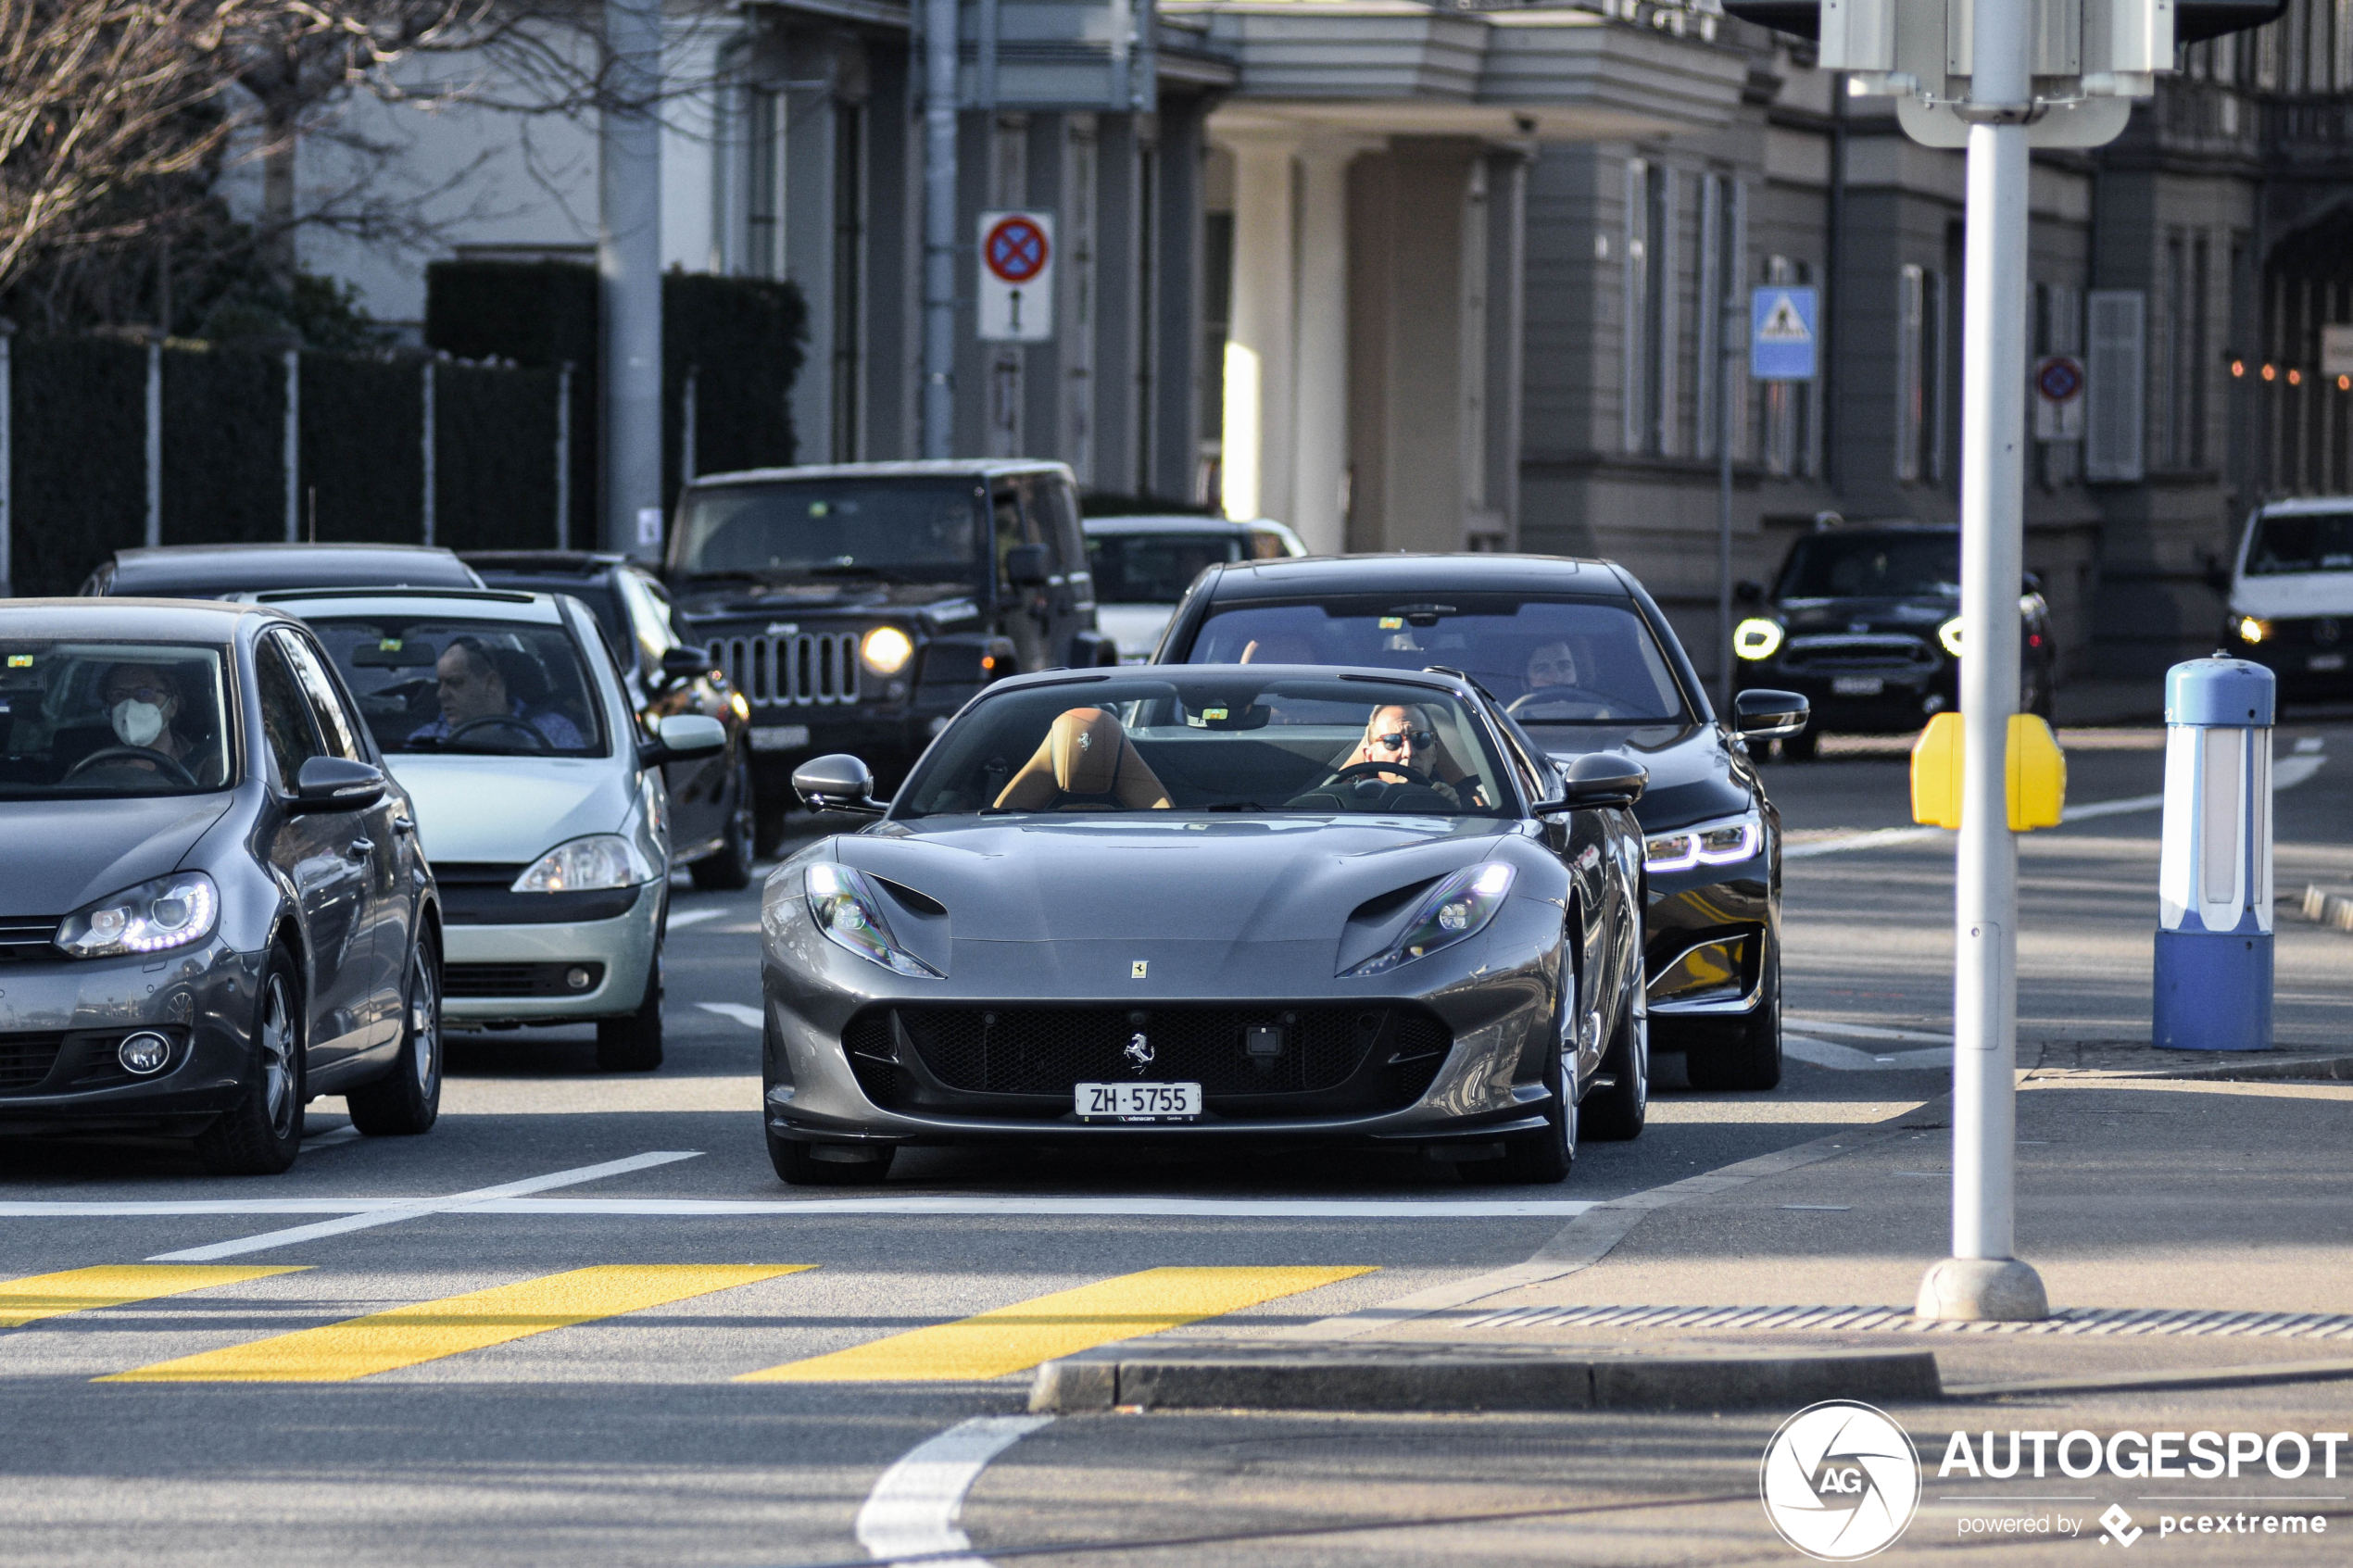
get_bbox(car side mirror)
[1734,579,1766,606]
[793,753,887,816]
[643,713,726,767]
[291,755,386,812]
[661,645,711,683]
[1734,688,1809,739]
[1533,750,1647,813]
[1005,543,1051,588]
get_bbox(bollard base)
[2153,928,2273,1052]
[1916,1257,2048,1323]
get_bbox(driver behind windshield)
[409,636,583,750]
[101,662,196,771]
[1348,703,1491,809]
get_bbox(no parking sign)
[2032,354,2085,442]
[978,211,1054,343]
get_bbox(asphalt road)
[0,721,2343,1567]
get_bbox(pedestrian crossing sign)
[1751,286,1818,382]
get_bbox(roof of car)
[100,543,483,596]
[2248,495,2353,518]
[462,550,636,577]
[1194,553,1629,600]
[686,459,1073,489]
[0,596,283,639]
[248,587,565,624]
[1082,515,1279,536]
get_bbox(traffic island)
[1029,1340,1941,1414]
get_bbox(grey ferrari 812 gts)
[760,665,1650,1185]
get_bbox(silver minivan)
[261,588,723,1070]
[2223,497,2353,704]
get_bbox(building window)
[1895,262,1945,483]
[1200,209,1234,505]
[2036,281,2083,486]
[745,86,782,280]
[1696,175,1745,461]
[831,101,863,463]
[1622,159,1648,455]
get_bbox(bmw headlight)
[55,872,219,959]
[1340,863,1515,979]
[1938,617,1965,658]
[1732,618,1784,660]
[1643,809,1762,874]
[511,834,655,893]
[806,862,941,978]
[861,626,914,676]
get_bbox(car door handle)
[392,815,416,834]
[346,838,375,859]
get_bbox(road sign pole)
[1918,0,2048,1323]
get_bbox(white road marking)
[857,1414,1053,1566]
[142,1150,703,1261]
[7,1196,1597,1221]
[1785,825,1946,859]
[1784,1017,1952,1044]
[1786,1035,1954,1072]
[2296,736,2324,754]
[696,1002,765,1029]
[666,908,727,931]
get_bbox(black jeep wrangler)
[664,459,1114,848]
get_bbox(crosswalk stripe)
[0,1264,307,1328]
[99,1264,811,1383]
[738,1264,1375,1384]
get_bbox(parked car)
[767,665,1650,1185]
[1151,552,1806,1091]
[463,551,757,889]
[1730,521,2055,759]
[663,460,1116,850]
[260,587,724,1072]
[2222,496,2353,703]
[0,598,444,1172]
[81,543,483,599]
[1082,514,1307,661]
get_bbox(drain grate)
[1454,1302,2353,1340]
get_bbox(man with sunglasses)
[1349,703,1491,809]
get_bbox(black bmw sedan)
[1153,554,1806,1091]
[0,600,444,1172]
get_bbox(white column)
[145,336,162,548]
[600,0,665,558]
[1221,135,1297,525]
[1291,142,1354,555]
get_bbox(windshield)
[673,479,984,583]
[1775,533,1959,600]
[307,618,607,757]
[898,674,1515,818]
[1088,533,1243,604]
[2245,510,2353,576]
[0,641,233,797]
[1183,600,1688,724]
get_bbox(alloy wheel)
[260,973,297,1138]
[409,947,440,1093]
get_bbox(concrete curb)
[1949,1356,2353,1400]
[1029,1343,1942,1414]
[2124,1054,2353,1084]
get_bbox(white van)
[2224,497,2353,703]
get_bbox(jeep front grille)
[717,632,862,706]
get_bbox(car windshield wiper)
[682,568,784,584]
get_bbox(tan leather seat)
[993,707,1173,810]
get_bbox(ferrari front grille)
[716,632,861,707]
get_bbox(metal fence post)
[422,357,438,547]
[682,363,698,487]
[283,349,300,544]
[556,361,573,550]
[145,334,163,548]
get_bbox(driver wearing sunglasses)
[1349,704,1491,808]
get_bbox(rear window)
[2245,511,2353,576]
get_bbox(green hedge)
[165,345,285,547]
[423,260,597,547]
[433,359,561,551]
[11,337,147,596]
[297,353,423,546]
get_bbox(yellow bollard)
[1909,711,2066,830]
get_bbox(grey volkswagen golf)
[0,599,444,1173]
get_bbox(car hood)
[673,578,985,621]
[1518,721,1751,833]
[1096,604,1176,659]
[2230,572,2353,621]
[835,815,1516,947]
[387,755,635,865]
[0,795,235,916]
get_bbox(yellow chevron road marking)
[100,1264,811,1383]
[0,1264,307,1328]
[739,1264,1374,1383]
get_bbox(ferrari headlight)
[1732,618,1784,660]
[1938,617,1966,658]
[511,834,655,893]
[861,626,914,676]
[1340,862,1515,979]
[2237,615,2272,645]
[55,872,219,959]
[806,862,941,978]
[1643,809,1762,874]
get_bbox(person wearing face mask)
[100,663,192,766]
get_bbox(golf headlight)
[1644,810,1762,874]
[56,872,219,958]
[806,862,940,977]
[1341,862,1515,979]
[2237,616,2272,645]
[1732,619,1784,660]
[861,626,914,676]
[511,834,655,892]
[1938,617,1966,658]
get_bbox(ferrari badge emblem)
[1126,1033,1155,1073]
[1130,960,1148,979]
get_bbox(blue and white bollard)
[2153,655,2276,1052]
